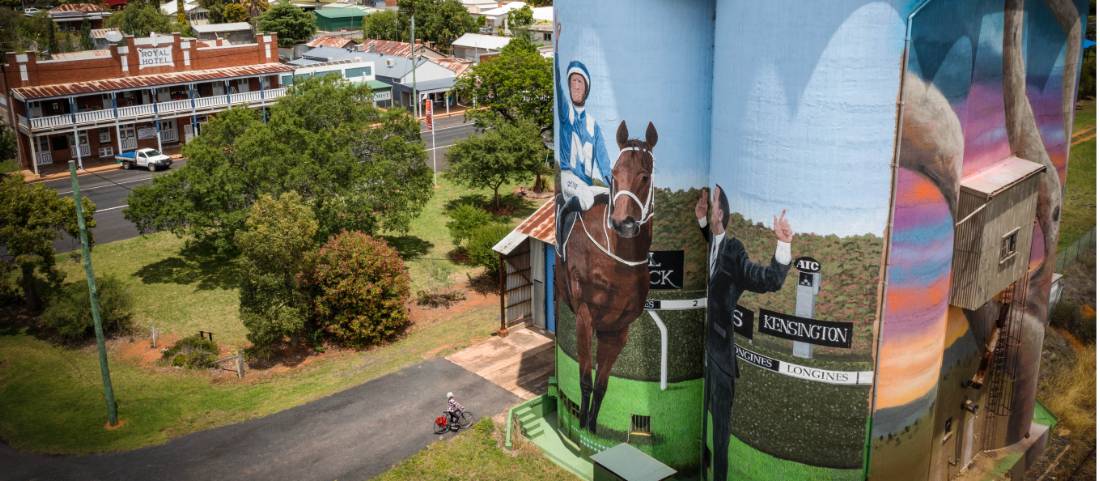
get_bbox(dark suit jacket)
[701,225,790,378]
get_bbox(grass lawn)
[1,176,539,454]
[1060,100,1097,251]
[374,419,575,481]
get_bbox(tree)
[39,276,133,344]
[126,77,431,256]
[395,0,481,50]
[0,175,95,310]
[362,10,401,41]
[506,5,533,35]
[446,117,542,207]
[236,192,317,355]
[199,0,227,23]
[257,0,315,47]
[454,37,553,131]
[223,2,249,23]
[240,0,270,17]
[302,231,411,348]
[79,19,93,50]
[0,124,17,174]
[106,1,174,37]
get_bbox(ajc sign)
[138,47,173,69]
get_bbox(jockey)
[555,52,613,260]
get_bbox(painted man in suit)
[695,185,793,481]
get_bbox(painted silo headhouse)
[506,1,1090,480]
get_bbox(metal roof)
[493,199,555,255]
[451,33,511,51]
[960,156,1046,197]
[590,443,676,481]
[12,63,293,101]
[307,35,357,48]
[48,3,109,16]
[190,22,253,34]
[314,6,373,18]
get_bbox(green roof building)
[313,7,368,31]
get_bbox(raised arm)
[722,237,790,294]
[695,190,712,243]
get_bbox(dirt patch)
[409,283,496,328]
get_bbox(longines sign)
[735,345,872,385]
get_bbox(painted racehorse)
[558,121,656,433]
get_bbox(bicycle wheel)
[433,416,448,434]
[459,411,474,428]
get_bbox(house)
[190,22,255,44]
[493,199,557,334]
[526,22,553,46]
[460,0,499,14]
[450,33,512,63]
[159,0,209,25]
[292,46,459,111]
[285,48,392,107]
[0,32,291,176]
[475,1,526,35]
[313,6,376,32]
[89,28,123,50]
[360,39,446,61]
[47,3,111,31]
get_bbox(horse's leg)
[588,326,630,433]
[575,303,595,430]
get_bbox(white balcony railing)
[121,137,137,151]
[35,151,53,165]
[194,96,228,110]
[160,128,179,143]
[30,114,72,129]
[73,144,90,158]
[229,91,262,105]
[158,99,192,114]
[74,109,114,124]
[265,87,287,100]
[117,104,155,119]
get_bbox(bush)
[38,276,133,343]
[415,289,466,308]
[303,231,411,348]
[1051,300,1096,344]
[162,334,220,369]
[446,203,499,248]
[465,224,513,273]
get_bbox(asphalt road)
[0,358,521,481]
[48,116,476,251]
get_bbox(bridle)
[577,145,654,267]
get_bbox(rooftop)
[961,156,1046,197]
[306,35,358,48]
[451,33,512,51]
[480,1,525,17]
[314,6,375,18]
[12,63,293,101]
[190,22,253,34]
[48,2,110,19]
[493,199,555,255]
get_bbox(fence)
[1055,227,1096,272]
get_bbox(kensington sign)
[757,308,853,348]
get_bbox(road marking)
[427,143,457,151]
[97,204,128,212]
[58,176,153,195]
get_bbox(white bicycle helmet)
[447,392,454,399]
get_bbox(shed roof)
[307,35,357,48]
[48,3,109,16]
[960,156,1046,198]
[314,6,371,18]
[190,22,253,34]
[590,443,676,481]
[12,63,293,100]
[493,199,555,255]
[451,33,511,51]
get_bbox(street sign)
[424,99,433,131]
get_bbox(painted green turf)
[702,415,863,481]
[555,346,703,470]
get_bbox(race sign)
[647,251,684,290]
[758,308,853,349]
[732,304,753,340]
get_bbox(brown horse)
[558,121,656,433]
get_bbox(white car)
[115,148,172,171]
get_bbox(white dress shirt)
[699,216,791,277]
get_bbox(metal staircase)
[982,280,1027,449]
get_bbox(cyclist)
[446,392,465,424]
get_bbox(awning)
[492,199,555,255]
[12,63,294,101]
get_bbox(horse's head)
[609,121,657,238]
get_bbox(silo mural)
[552,0,714,471]
[545,1,1087,480]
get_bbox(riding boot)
[555,197,581,261]
[587,388,605,433]
[578,370,592,429]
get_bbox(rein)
[577,146,654,267]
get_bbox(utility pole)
[410,15,419,118]
[68,160,119,427]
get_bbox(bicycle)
[433,410,474,434]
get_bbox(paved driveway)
[0,358,519,481]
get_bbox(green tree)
[223,2,249,23]
[396,0,481,50]
[125,77,431,256]
[0,124,17,174]
[455,37,552,131]
[0,175,95,310]
[257,0,315,47]
[362,10,401,40]
[446,117,542,208]
[240,0,270,17]
[176,0,186,26]
[302,230,411,348]
[200,0,227,23]
[107,1,173,37]
[506,4,533,35]
[39,276,133,344]
[79,19,93,50]
[236,192,317,355]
